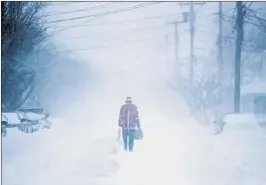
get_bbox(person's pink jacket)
[118,103,139,129]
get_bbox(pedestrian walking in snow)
[118,97,141,152]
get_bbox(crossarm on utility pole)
[166,21,179,67]
[166,18,187,76]
[179,2,205,86]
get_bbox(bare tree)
[1,2,47,111]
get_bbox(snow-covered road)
[2,81,266,185]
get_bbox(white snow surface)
[2,77,266,185]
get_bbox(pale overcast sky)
[41,2,230,84]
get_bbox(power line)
[42,2,133,18]
[45,2,75,6]
[48,2,85,6]
[50,12,183,29]
[48,10,219,37]
[81,2,163,25]
[51,8,233,29]
[42,19,218,53]
[47,2,163,35]
[44,2,161,24]
[58,16,216,41]
[63,25,167,40]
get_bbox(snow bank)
[223,113,259,131]
[2,116,120,185]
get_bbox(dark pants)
[122,129,135,151]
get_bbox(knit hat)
[125,96,132,103]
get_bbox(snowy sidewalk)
[2,83,266,185]
[101,84,266,185]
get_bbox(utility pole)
[174,22,179,66]
[189,2,195,86]
[180,2,205,86]
[218,2,223,91]
[164,34,170,76]
[165,34,169,63]
[234,1,245,113]
[166,13,188,78]
[166,21,180,67]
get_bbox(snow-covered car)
[213,82,266,135]
[1,108,52,137]
[241,84,266,127]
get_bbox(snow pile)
[209,129,266,185]
[2,77,130,185]
[223,113,259,131]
